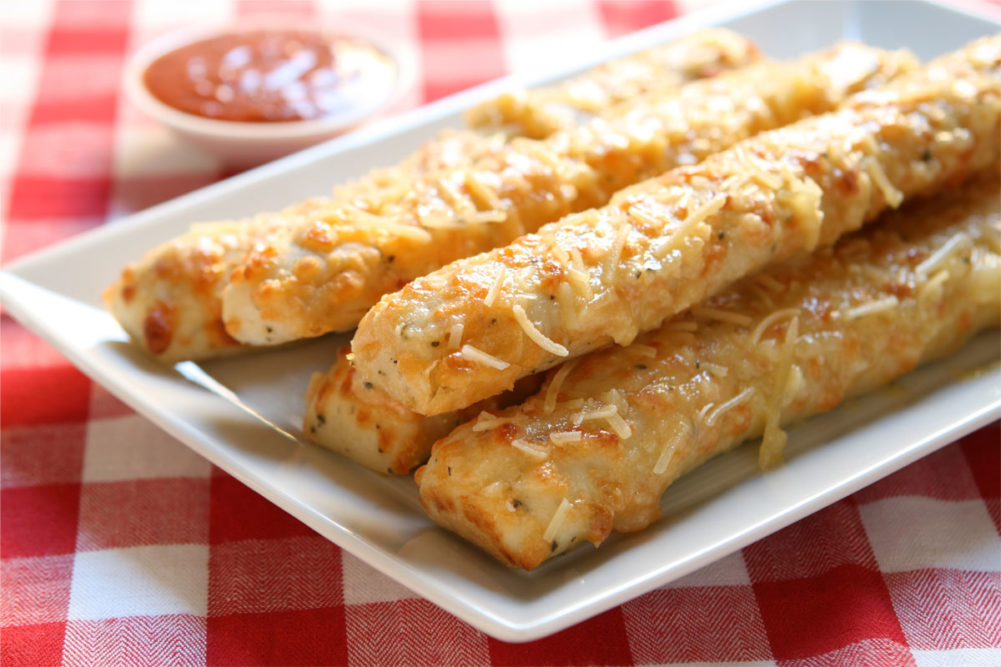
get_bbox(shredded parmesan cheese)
[549,430,583,444]
[544,359,579,415]
[560,398,586,411]
[844,295,899,320]
[750,308,802,344]
[448,322,464,349]
[543,498,573,544]
[632,344,658,358]
[759,316,799,469]
[919,269,950,301]
[734,146,782,189]
[512,304,569,357]
[551,243,570,266]
[464,170,504,211]
[573,403,617,427]
[601,389,628,413]
[691,306,754,327]
[605,411,633,439]
[556,282,578,330]
[348,209,434,242]
[511,438,548,460]
[484,269,506,307]
[915,232,969,276]
[566,247,592,299]
[628,203,662,228]
[654,415,691,475]
[863,156,903,208]
[605,223,631,277]
[665,320,699,332]
[756,274,786,293]
[704,387,755,426]
[683,193,728,228]
[460,344,510,370]
[699,361,729,377]
[472,412,515,432]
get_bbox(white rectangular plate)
[2,0,999,642]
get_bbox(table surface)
[2,1,1000,665]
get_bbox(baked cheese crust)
[416,172,1001,569]
[222,43,914,346]
[353,36,1001,415]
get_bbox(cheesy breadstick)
[416,172,1001,570]
[465,28,761,138]
[303,347,542,474]
[352,36,1001,415]
[222,43,913,346]
[102,32,759,362]
[103,202,329,362]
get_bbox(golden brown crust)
[102,211,308,362]
[304,346,544,474]
[223,43,915,346]
[416,172,1001,570]
[353,37,1001,415]
[465,28,763,138]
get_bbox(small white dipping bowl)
[124,22,415,166]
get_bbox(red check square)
[1,484,81,558]
[0,621,67,666]
[488,607,633,666]
[209,475,316,544]
[854,443,982,504]
[418,0,500,40]
[752,563,907,661]
[418,0,504,102]
[1,422,87,488]
[744,499,878,581]
[0,366,91,427]
[236,0,316,19]
[76,478,210,551]
[208,536,342,616]
[207,607,347,666]
[597,0,680,38]
[6,175,111,221]
[962,424,1001,533]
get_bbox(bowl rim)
[123,19,416,141]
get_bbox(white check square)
[663,550,752,589]
[859,497,1000,573]
[83,415,211,482]
[68,544,208,620]
[341,552,415,605]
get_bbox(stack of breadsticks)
[107,31,1001,570]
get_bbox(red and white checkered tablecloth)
[2,1,999,664]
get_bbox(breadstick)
[303,347,542,474]
[222,43,914,345]
[103,202,327,362]
[465,28,761,138]
[353,36,1001,415]
[416,172,1001,570]
[102,31,759,362]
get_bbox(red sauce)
[144,29,397,122]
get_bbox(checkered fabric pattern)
[2,0,999,664]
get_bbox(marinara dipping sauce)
[143,29,398,123]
